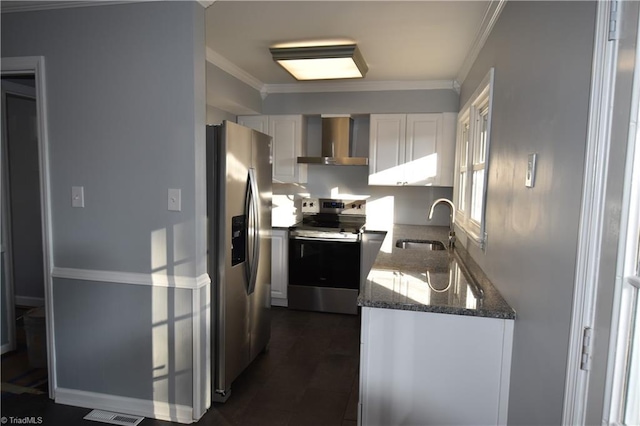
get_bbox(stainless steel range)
[288,198,366,315]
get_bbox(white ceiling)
[1,0,499,93]
[206,1,494,90]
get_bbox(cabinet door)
[269,115,307,183]
[404,113,442,186]
[368,114,406,186]
[438,112,457,186]
[360,307,513,425]
[270,229,288,306]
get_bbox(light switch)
[526,153,537,188]
[72,186,84,208]
[168,188,181,212]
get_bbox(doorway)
[1,75,49,398]
[1,57,54,399]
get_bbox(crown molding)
[0,1,138,13]
[0,0,213,13]
[456,0,507,86]
[263,79,458,95]
[206,47,265,93]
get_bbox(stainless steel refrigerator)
[206,121,272,402]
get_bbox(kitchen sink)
[395,239,447,251]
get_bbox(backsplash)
[272,165,453,228]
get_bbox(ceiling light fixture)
[269,44,368,81]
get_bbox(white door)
[368,114,406,185]
[566,2,640,424]
[591,3,640,420]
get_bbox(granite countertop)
[358,224,516,320]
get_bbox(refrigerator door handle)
[245,167,261,294]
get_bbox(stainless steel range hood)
[297,116,369,166]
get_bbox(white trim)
[55,388,194,424]
[191,283,211,421]
[263,79,458,95]
[2,56,56,399]
[52,267,211,290]
[0,342,14,354]
[0,0,214,13]
[14,296,45,307]
[271,298,288,307]
[206,47,264,93]
[456,0,507,85]
[498,319,514,425]
[562,2,618,424]
[604,9,640,420]
[453,67,494,250]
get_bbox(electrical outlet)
[72,186,85,208]
[526,154,537,188]
[168,188,181,211]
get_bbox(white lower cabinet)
[271,229,288,307]
[359,306,514,425]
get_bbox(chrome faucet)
[428,198,456,248]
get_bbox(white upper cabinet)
[238,115,307,183]
[369,113,456,186]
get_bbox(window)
[454,68,494,247]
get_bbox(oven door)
[288,236,361,289]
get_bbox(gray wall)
[263,88,459,115]
[458,2,596,424]
[207,105,236,125]
[2,2,206,277]
[206,61,262,115]
[2,1,207,408]
[53,279,193,405]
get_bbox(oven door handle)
[290,235,360,243]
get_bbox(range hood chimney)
[297,115,369,166]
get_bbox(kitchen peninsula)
[358,224,515,425]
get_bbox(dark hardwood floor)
[1,307,361,426]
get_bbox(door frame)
[563,0,639,423]
[1,56,55,398]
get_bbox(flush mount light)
[269,44,368,81]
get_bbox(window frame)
[454,68,495,248]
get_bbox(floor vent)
[83,410,144,426]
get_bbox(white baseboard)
[271,298,288,307]
[15,296,45,307]
[1,342,16,355]
[55,387,196,424]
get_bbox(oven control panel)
[301,198,366,215]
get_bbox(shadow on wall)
[272,165,453,228]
